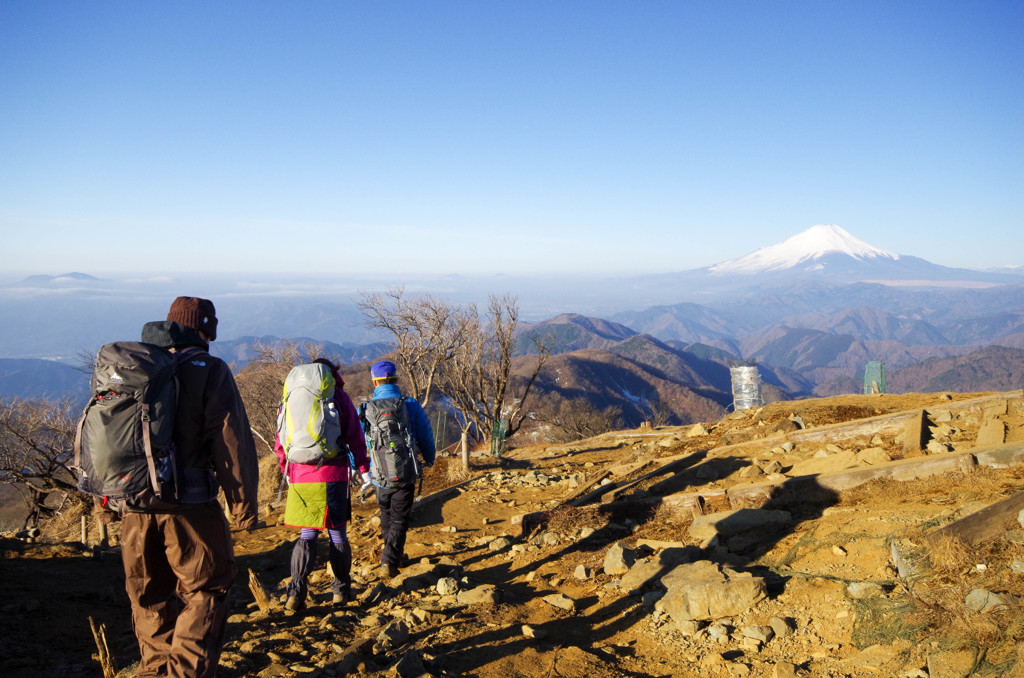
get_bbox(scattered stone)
[926,440,950,455]
[604,541,638,575]
[846,582,884,599]
[832,545,848,557]
[618,546,700,593]
[858,447,891,465]
[781,442,795,452]
[391,650,428,678]
[641,590,664,608]
[739,625,775,643]
[674,619,703,636]
[706,622,730,643]
[927,649,975,678]
[375,620,410,651]
[661,561,767,622]
[542,593,578,611]
[738,465,763,479]
[456,585,499,605]
[761,460,784,475]
[436,577,459,596]
[965,588,1009,613]
[489,536,513,551]
[773,661,798,678]
[521,624,545,639]
[769,616,793,638]
[574,565,590,580]
[687,423,709,437]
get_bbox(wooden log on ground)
[726,451,978,505]
[783,391,1021,447]
[974,442,1024,469]
[564,469,612,506]
[599,452,703,503]
[927,489,1024,547]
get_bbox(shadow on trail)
[425,463,839,677]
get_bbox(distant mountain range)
[3,225,1022,409]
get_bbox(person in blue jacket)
[360,360,436,578]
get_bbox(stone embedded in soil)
[542,593,578,611]
[773,661,798,678]
[661,560,767,622]
[456,584,498,605]
[846,581,884,599]
[965,588,1010,613]
[603,540,638,575]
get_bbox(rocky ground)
[3,391,1024,678]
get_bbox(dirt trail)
[3,391,1024,677]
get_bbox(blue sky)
[1,1,1021,277]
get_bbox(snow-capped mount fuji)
[703,224,1014,286]
[709,224,898,274]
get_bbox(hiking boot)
[284,596,305,612]
[332,590,350,606]
[381,564,400,579]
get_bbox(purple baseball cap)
[371,360,397,379]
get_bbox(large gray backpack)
[74,341,182,512]
[360,397,419,489]
[277,363,343,466]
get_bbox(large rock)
[619,547,700,593]
[603,541,638,575]
[688,509,792,541]
[661,561,767,622]
[456,584,499,605]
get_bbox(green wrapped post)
[863,361,886,394]
[491,420,509,457]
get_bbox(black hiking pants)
[377,483,415,569]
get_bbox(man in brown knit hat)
[118,296,259,678]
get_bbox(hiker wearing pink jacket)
[274,358,370,610]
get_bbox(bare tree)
[645,394,675,428]
[0,397,85,528]
[235,338,334,455]
[539,396,623,443]
[439,294,551,445]
[356,286,474,405]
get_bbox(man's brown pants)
[121,502,237,678]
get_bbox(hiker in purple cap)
[358,360,436,579]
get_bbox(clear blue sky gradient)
[1,1,1021,276]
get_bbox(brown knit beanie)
[166,296,218,341]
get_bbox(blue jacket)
[366,384,436,466]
